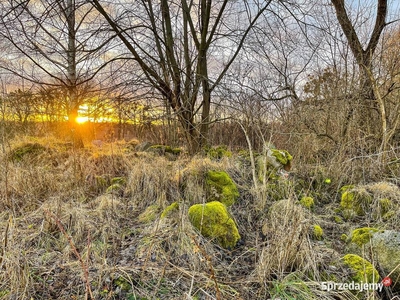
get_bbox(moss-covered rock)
[349,227,381,247]
[370,230,400,291]
[256,148,293,182]
[299,196,314,210]
[269,149,293,171]
[340,182,400,222]
[342,254,380,283]
[340,186,372,219]
[150,145,182,156]
[341,234,348,242]
[375,198,394,219]
[160,202,179,219]
[334,216,344,224]
[188,201,240,249]
[313,225,323,240]
[206,170,239,206]
[8,142,48,162]
[204,145,232,160]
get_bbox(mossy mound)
[349,227,381,247]
[270,149,293,170]
[206,170,239,206]
[204,145,232,160]
[339,182,400,221]
[313,225,323,240]
[340,186,372,218]
[161,202,179,219]
[256,148,293,182]
[299,196,314,210]
[8,142,48,162]
[188,201,240,249]
[138,204,160,223]
[149,145,182,156]
[106,177,126,194]
[342,254,380,283]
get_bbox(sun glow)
[75,116,89,124]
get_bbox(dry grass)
[0,135,398,299]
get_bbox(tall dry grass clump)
[257,199,318,281]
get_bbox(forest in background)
[0,0,399,156]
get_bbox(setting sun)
[75,116,89,124]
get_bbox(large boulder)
[346,228,400,291]
[370,230,400,291]
[188,201,240,249]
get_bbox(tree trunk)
[66,0,83,148]
[330,0,388,147]
[68,106,84,148]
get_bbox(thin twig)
[44,209,94,300]
[191,235,222,300]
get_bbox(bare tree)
[0,0,119,146]
[330,0,388,98]
[90,0,272,153]
[329,0,400,154]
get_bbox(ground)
[0,136,399,299]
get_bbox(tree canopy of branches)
[0,0,119,146]
[90,0,272,153]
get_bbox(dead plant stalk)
[44,209,94,300]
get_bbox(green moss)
[149,145,181,155]
[340,187,372,218]
[341,234,348,242]
[237,149,253,160]
[204,145,232,160]
[106,177,126,194]
[313,225,323,240]
[340,185,355,193]
[334,216,344,224]
[270,149,293,168]
[206,170,239,206]
[114,276,131,291]
[188,201,240,249]
[378,198,393,215]
[111,177,126,185]
[382,211,395,221]
[256,156,281,182]
[95,175,108,188]
[299,196,314,210]
[160,202,179,219]
[0,291,9,298]
[342,254,380,283]
[138,205,160,223]
[106,183,123,193]
[8,142,47,162]
[350,227,381,247]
